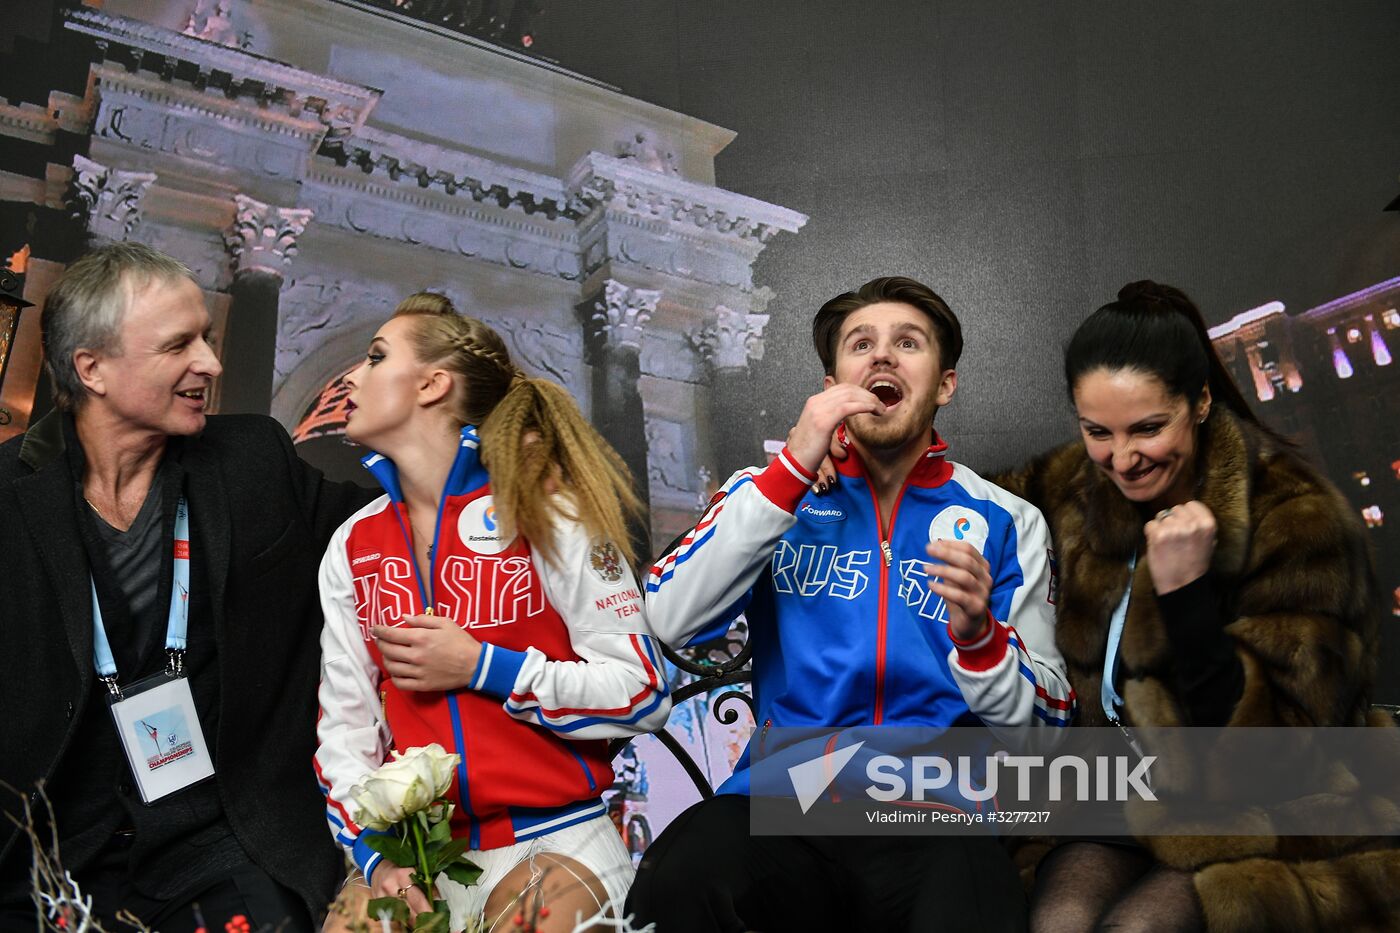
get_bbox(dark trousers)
[625,794,1028,933]
[0,841,313,933]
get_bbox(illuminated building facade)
[1211,277,1400,615]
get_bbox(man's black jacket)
[0,412,375,917]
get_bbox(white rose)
[348,775,404,832]
[413,743,459,800]
[350,744,461,831]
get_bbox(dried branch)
[1,780,151,933]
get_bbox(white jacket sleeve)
[644,447,816,647]
[945,477,1076,728]
[463,501,671,739]
[312,511,393,881]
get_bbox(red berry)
[513,913,524,925]
[539,907,550,918]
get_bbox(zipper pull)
[880,540,893,566]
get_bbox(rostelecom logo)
[458,496,510,555]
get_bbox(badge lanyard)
[1100,553,1134,723]
[91,497,191,698]
[1101,554,1150,776]
[90,496,214,803]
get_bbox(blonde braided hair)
[391,292,644,568]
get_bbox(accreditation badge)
[108,671,215,803]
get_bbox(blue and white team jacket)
[646,434,1075,794]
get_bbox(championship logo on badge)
[927,506,990,554]
[134,708,196,772]
[590,541,626,586]
[457,496,511,554]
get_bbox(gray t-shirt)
[89,468,165,659]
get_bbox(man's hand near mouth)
[785,382,884,475]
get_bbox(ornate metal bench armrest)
[610,630,755,799]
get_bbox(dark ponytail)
[1064,280,1265,429]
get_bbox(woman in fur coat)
[997,281,1398,933]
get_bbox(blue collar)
[359,425,487,502]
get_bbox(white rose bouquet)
[351,744,481,932]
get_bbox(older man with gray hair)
[0,242,374,931]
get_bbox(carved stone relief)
[299,179,582,283]
[92,95,305,181]
[567,153,804,249]
[586,279,660,354]
[68,154,156,241]
[138,222,229,289]
[691,304,770,372]
[274,276,352,387]
[616,130,678,176]
[225,194,313,277]
[645,416,694,496]
[487,316,582,396]
[182,0,250,49]
[640,329,704,384]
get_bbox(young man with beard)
[627,276,1073,932]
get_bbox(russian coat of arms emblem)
[589,541,625,585]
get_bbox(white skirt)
[436,813,635,932]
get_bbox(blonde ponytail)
[391,292,644,567]
[480,378,645,568]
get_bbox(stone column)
[581,278,659,542]
[221,195,312,415]
[693,304,770,480]
[68,155,156,244]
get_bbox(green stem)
[411,814,436,904]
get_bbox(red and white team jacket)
[314,427,670,880]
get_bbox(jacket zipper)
[391,494,478,839]
[867,479,912,725]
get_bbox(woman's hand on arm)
[373,614,483,692]
[1144,500,1217,594]
[792,423,850,494]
